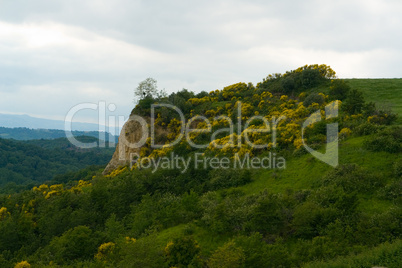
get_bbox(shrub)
[363,127,402,153]
[281,77,296,94]
[95,242,116,262]
[304,93,325,107]
[343,89,364,115]
[47,226,98,263]
[207,240,245,268]
[329,80,350,101]
[301,68,325,88]
[323,164,386,193]
[209,169,252,190]
[354,122,382,136]
[164,236,202,268]
[14,261,31,268]
[339,128,352,140]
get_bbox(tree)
[329,80,350,101]
[164,236,202,267]
[343,89,364,114]
[134,78,158,100]
[207,240,245,268]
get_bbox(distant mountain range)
[0,127,118,143]
[0,113,115,132]
[0,113,120,142]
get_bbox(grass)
[238,135,398,196]
[344,79,402,123]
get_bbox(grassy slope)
[344,78,402,123]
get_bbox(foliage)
[134,77,159,99]
[0,65,401,267]
[164,236,202,267]
[0,137,113,193]
[207,240,245,268]
[46,226,98,263]
[329,79,350,101]
[343,89,365,114]
[14,261,31,268]
[363,126,402,153]
[303,92,325,107]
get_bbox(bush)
[14,261,31,268]
[354,122,382,136]
[343,89,364,115]
[304,93,325,107]
[207,240,245,268]
[164,236,202,268]
[118,233,164,267]
[329,80,350,101]
[363,127,402,153]
[209,169,252,190]
[301,68,325,88]
[281,77,296,94]
[323,164,386,193]
[47,226,98,263]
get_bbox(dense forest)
[0,65,401,267]
[0,136,115,194]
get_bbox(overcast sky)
[0,0,401,126]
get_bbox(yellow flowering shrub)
[106,167,127,178]
[261,91,273,99]
[50,184,63,192]
[33,184,49,195]
[339,128,352,139]
[294,138,303,149]
[70,180,92,193]
[125,236,137,243]
[240,103,254,117]
[0,207,10,220]
[14,261,31,268]
[45,190,59,200]
[44,184,64,199]
[95,242,116,261]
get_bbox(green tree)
[134,77,158,100]
[48,226,97,263]
[207,240,245,268]
[329,79,350,100]
[343,89,364,114]
[164,236,202,268]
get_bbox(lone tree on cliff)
[134,77,158,100]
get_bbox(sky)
[0,0,401,127]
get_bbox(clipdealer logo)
[64,100,340,171]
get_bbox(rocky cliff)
[102,116,148,175]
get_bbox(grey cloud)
[0,0,401,121]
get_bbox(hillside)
[345,79,402,123]
[0,65,400,267]
[0,136,115,194]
